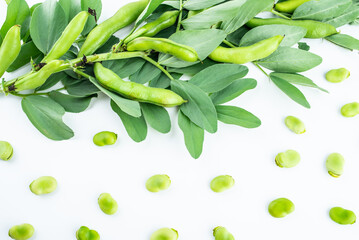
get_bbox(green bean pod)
[275,0,311,13]
[78,0,149,57]
[209,35,283,64]
[246,18,338,38]
[11,60,64,92]
[94,63,186,107]
[0,25,21,78]
[42,11,90,63]
[126,37,199,62]
[124,11,179,44]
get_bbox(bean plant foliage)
[0,0,359,158]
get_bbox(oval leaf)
[325,33,359,51]
[49,91,95,113]
[216,105,261,128]
[184,0,226,10]
[141,103,171,133]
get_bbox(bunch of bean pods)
[0,0,359,238]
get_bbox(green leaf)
[95,35,119,54]
[110,100,147,143]
[216,105,261,128]
[210,78,257,105]
[325,34,359,51]
[171,79,218,133]
[141,103,171,133]
[226,26,249,46]
[184,0,226,10]
[81,0,102,36]
[36,72,68,91]
[7,41,42,72]
[158,29,226,68]
[63,78,100,96]
[292,0,351,21]
[87,76,142,117]
[21,96,74,140]
[239,25,307,47]
[30,0,67,54]
[167,59,217,76]
[149,73,171,88]
[103,58,146,78]
[181,0,247,30]
[298,42,310,51]
[0,0,30,40]
[178,110,204,159]
[325,3,359,27]
[257,47,322,73]
[59,0,81,22]
[130,62,162,84]
[221,0,274,34]
[270,72,328,93]
[49,91,94,113]
[135,0,165,27]
[270,74,311,108]
[189,64,248,93]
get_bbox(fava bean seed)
[93,131,117,146]
[341,102,359,117]
[275,150,300,168]
[29,176,57,195]
[76,226,100,240]
[326,153,345,178]
[329,207,356,225]
[150,228,178,240]
[285,116,306,134]
[98,193,118,215]
[0,141,13,161]
[268,198,295,218]
[210,175,235,193]
[9,223,34,240]
[213,226,235,240]
[325,68,350,83]
[146,174,171,192]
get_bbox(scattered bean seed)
[275,150,300,168]
[93,131,117,146]
[325,68,350,83]
[326,153,345,178]
[0,140,13,161]
[98,193,118,215]
[341,102,359,117]
[210,175,235,193]
[213,226,235,240]
[76,226,100,240]
[285,116,306,134]
[329,207,356,225]
[268,198,295,218]
[146,174,171,192]
[150,228,178,240]
[29,176,57,195]
[9,223,34,240]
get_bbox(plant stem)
[223,40,237,48]
[72,68,93,80]
[142,56,174,81]
[271,9,291,20]
[253,62,270,78]
[176,0,183,32]
[10,92,50,97]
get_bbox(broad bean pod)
[325,68,350,83]
[209,35,284,64]
[124,11,179,44]
[150,228,178,240]
[29,176,57,195]
[78,0,149,57]
[246,18,338,38]
[213,226,235,240]
[9,223,34,240]
[126,37,199,62]
[76,226,100,240]
[42,11,90,63]
[341,102,359,117]
[10,60,64,92]
[94,63,186,107]
[329,207,356,225]
[268,198,295,218]
[98,193,118,215]
[275,0,311,13]
[0,140,13,161]
[0,25,21,78]
[146,174,171,192]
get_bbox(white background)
[1,0,359,239]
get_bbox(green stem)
[253,62,269,78]
[176,0,183,32]
[271,9,291,20]
[223,40,237,48]
[72,68,93,80]
[142,56,174,81]
[10,92,50,97]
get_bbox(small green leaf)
[141,103,171,133]
[49,91,95,113]
[21,96,74,140]
[210,78,257,105]
[36,72,68,91]
[184,0,226,10]
[325,3,359,27]
[178,110,204,159]
[189,64,248,93]
[298,42,310,51]
[270,74,311,108]
[103,58,146,78]
[130,62,162,84]
[59,0,81,22]
[149,73,171,89]
[135,0,165,27]
[111,100,147,143]
[81,0,102,36]
[325,34,359,51]
[64,79,100,97]
[167,59,217,76]
[216,105,261,128]
[171,79,218,133]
